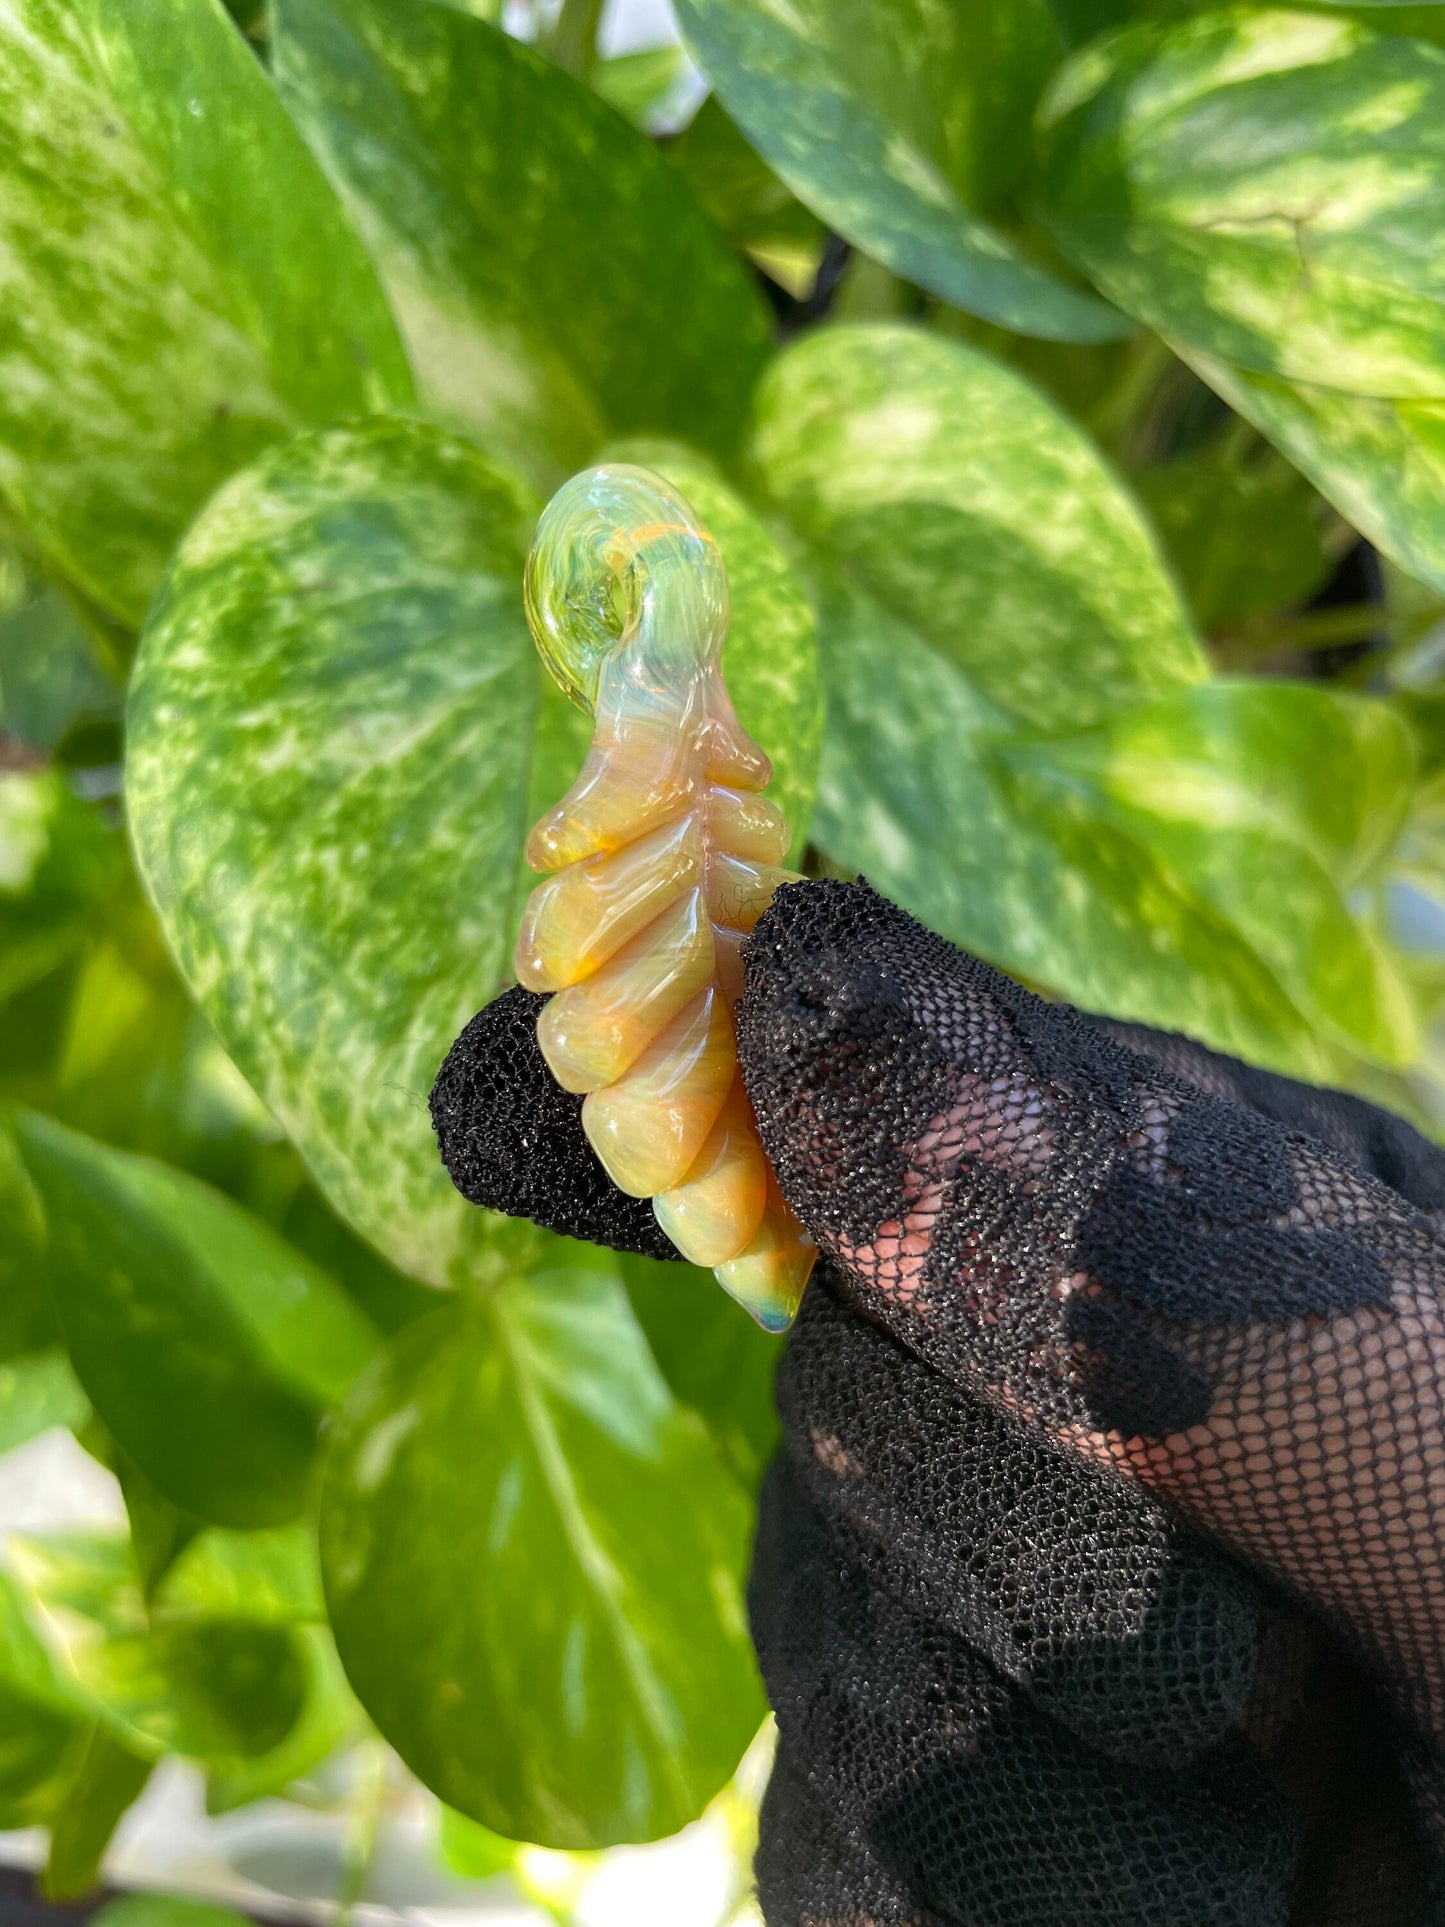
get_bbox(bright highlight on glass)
[515,463,816,1331]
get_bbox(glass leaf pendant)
[515,463,816,1332]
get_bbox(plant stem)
[1084,331,1173,461]
[336,1740,389,1924]
[543,0,603,80]
[1224,598,1445,661]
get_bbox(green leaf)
[1044,0,1142,45]
[204,1626,355,1811]
[1333,6,1445,46]
[437,1806,520,1879]
[26,889,281,1184]
[1177,351,1445,596]
[0,541,121,757]
[114,1451,203,1603]
[35,1493,337,1794]
[989,681,1418,1061]
[12,1534,309,1765]
[127,417,539,1284]
[128,416,821,1282]
[0,1111,54,1356]
[619,1253,779,1490]
[156,1524,327,1627]
[1038,12,1445,589]
[751,324,1207,732]
[11,1108,378,1526]
[279,1185,442,1338]
[670,115,824,298]
[319,1242,764,1848]
[0,1571,86,1829]
[0,770,121,1006]
[664,95,824,262]
[43,1722,152,1900]
[271,0,770,486]
[0,0,412,624]
[92,1897,254,1927]
[0,1351,89,1459]
[141,1523,350,1811]
[754,326,1414,1070]
[592,45,690,131]
[807,575,1336,1071]
[1041,11,1445,398]
[674,0,1125,342]
[1135,445,1331,630]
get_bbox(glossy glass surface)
[517,463,816,1330]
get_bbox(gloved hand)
[431,878,1445,1927]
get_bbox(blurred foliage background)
[3,0,1445,1915]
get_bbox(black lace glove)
[431,879,1445,1927]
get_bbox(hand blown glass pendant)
[515,463,817,1331]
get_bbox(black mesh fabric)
[430,982,676,1260]
[431,877,1445,1926]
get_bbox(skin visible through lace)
[431,876,1445,1920]
[741,883,1445,1748]
[514,463,816,1330]
[432,875,1445,1921]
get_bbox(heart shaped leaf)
[319,1244,764,1847]
[0,0,411,622]
[1040,12,1445,399]
[675,0,1125,342]
[127,416,819,1280]
[752,322,1207,731]
[10,1108,377,1526]
[272,0,770,487]
[753,324,1416,1070]
[1039,11,1445,591]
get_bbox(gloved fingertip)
[737,878,965,1259]
[430,983,681,1261]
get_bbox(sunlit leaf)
[0,1570,86,1829]
[128,417,820,1283]
[806,575,1336,1071]
[12,1534,309,1765]
[11,1109,377,1526]
[1041,11,1445,395]
[752,323,1206,732]
[157,1525,327,1627]
[675,0,1124,341]
[437,1804,520,1878]
[755,324,1415,1070]
[272,0,768,487]
[1039,10,1445,590]
[0,1350,89,1459]
[0,0,411,622]
[592,45,691,131]
[990,681,1418,1061]
[320,1240,764,1847]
